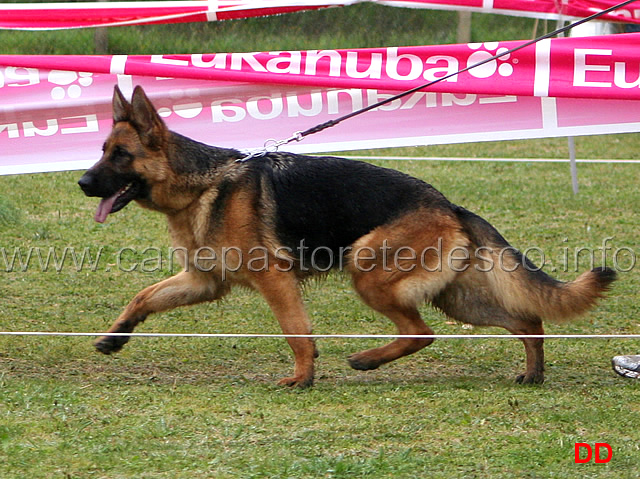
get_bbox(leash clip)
[236,131,304,163]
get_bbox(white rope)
[341,156,640,164]
[0,331,639,339]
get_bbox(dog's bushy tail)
[455,207,617,322]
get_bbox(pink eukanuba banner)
[1,34,640,174]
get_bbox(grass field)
[1,160,639,478]
[1,3,640,478]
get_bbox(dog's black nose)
[78,173,93,195]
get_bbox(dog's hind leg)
[346,210,468,371]
[346,211,469,371]
[504,319,545,384]
[94,270,224,354]
[347,302,434,371]
[432,278,546,384]
[347,263,441,371]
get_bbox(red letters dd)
[574,443,613,464]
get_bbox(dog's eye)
[111,146,133,166]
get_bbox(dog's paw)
[515,372,545,385]
[277,375,314,389]
[347,353,383,371]
[94,334,129,355]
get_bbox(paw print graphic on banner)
[48,71,94,100]
[466,43,515,79]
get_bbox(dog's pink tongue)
[94,193,118,223]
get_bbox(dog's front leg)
[94,270,223,354]
[252,271,316,388]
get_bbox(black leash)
[239,0,638,161]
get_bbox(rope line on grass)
[341,156,640,164]
[0,332,639,339]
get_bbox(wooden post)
[568,137,579,195]
[94,0,109,54]
[457,11,472,44]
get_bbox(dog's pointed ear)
[130,85,167,148]
[112,85,131,123]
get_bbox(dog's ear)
[130,85,167,148]
[112,85,131,123]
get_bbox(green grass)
[0,196,20,228]
[1,159,639,478]
[1,4,640,478]
[363,133,640,160]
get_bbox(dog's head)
[78,85,169,223]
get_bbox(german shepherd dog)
[78,86,616,387]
